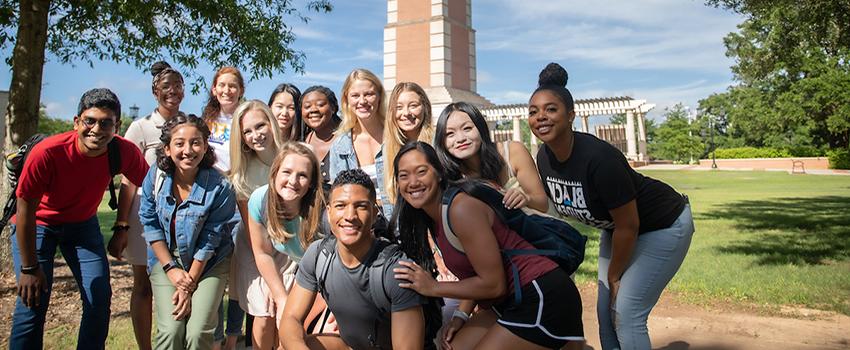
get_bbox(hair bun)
[150,61,172,77]
[538,62,568,88]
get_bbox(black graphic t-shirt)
[536,132,685,234]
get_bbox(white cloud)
[43,101,71,119]
[484,90,532,105]
[296,71,345,84]
[293,26,330,40]
[477,0,742,73]
[328,49,382,63]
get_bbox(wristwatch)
[162,260,179,273]
[111,221,130,232]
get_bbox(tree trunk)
[1,0,50,277]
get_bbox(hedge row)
[713,147,792,159]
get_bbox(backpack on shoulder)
[439,181,588,304]
[313,235,441,349]
[0,133,122,228]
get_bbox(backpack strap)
[314,235,336,301]
[106,138,121,210]
[367,239,396,314]
[439,186,465,253]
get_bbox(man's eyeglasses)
[80,117,116,130]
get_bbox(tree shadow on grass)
[699,196,850,265]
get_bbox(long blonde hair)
[383,82,434,204]
[335,68,386,136]
[265,142,324,249]
[229,100,285,199]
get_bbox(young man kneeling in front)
[280,169,427,350]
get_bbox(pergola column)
[625,110,638,160]
[512,115,521,142]
[637,112,648,161]
[581,116,589,133]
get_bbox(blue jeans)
[214,298,245,341]
[9,216,111,350]
[597,205,694,350]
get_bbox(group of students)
[10,61,695,350]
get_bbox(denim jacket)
[139,166,236,275]
[328,131,393,218]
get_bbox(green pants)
[150,257,229,350]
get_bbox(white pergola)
[480,96,655,161]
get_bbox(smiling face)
[241,108,273,153]
[328,184,376,247]
[74,107,118,156]
[270,91,297,133]
[443,111,483,161]
[154,73,184,114]
[213,73,243,113]
[528,89,574,144]
[301,91,334,131]
[396,149,441,210]
[395,90,425,136]
[164,125,207,172]
[273,153,313,204]
[347,79,379,121]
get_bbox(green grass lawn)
[35,169,850,348]
[571,170,850,315]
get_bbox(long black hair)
[390,141,448,275]
[389,141,446,344]
[268,83,305,141]
[434,102,506,183]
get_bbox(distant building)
[383,1,653,161]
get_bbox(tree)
[700,1,850,152]
[651,104,704,163]
[0,0,332,275]
[36,106,73,136]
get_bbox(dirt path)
[2,259,848,349]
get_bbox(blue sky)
[1,0,744,124]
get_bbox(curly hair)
[156,113,216,174]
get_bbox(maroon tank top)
[435,214,558,297]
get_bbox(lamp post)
[710,113,717,169]
[129,104,139,120]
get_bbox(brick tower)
[383,0,492,119]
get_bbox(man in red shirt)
[9,88,149,350]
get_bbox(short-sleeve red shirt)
[13,131,149,226]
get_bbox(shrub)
[713,147,792,159]
[828,149,850,169]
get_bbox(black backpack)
[439,181,587,304]
[0,133,122,228]
[314,235,441,349]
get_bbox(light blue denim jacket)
[327,131,393,218]
[139,166,236,275]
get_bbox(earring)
[241,143,251,153]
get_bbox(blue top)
[248,185,305,261]
[139,166,237,274]
[327,131,393,218]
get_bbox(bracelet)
[21,264,40,274]
[452,309,470,322]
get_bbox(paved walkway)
[637,164,850,175]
